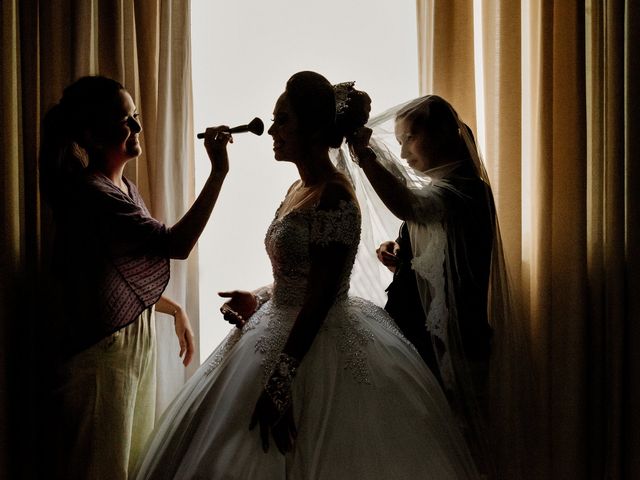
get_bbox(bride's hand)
[218,290,258,328]
[249,391,297,454]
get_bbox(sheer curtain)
[416,0,640,477]
[0,1,196,478]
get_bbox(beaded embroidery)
[309,200,361,247]
[256,198,373,382]
[348,297,418,351]
[264,198,360,307]
[333,305,375,384]
[204,329,242,376]
[254,305,292,383]
[264,353,300,414]
[204,311,261,376]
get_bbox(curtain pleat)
[479,0,522,286]
[597,3,626,477]
[587,0,640,477]
[624,3,640,477]
[431,0,477,133]
[0,0,23,476]
[416,0,433,94]
[586,0,640,477]
[585,2,607,476]
[545,3,588,477]
[151,0,199,408]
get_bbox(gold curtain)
[416,0,640,477]
[525,1,588,477]
[0,1,196,478]
[585,1,640,477]
[418,0,477,133]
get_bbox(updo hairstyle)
[334,81,372,144]
[285,71,371,149]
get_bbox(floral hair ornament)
[334,81,356,114]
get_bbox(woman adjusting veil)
[345,93,534,479]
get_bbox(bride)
[133,71,479,479]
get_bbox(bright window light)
[191,0,419,362]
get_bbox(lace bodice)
[265,199,361,307]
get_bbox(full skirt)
[133,298,478,479]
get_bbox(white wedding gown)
[134,197,479,480]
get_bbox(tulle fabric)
[133,299,480,480]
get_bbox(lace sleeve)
[407,183,447,224]
[309,200,361,247]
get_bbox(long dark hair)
[39,76,124,208]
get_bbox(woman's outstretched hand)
[203,126,232,176]
[249,391,297,454]
[218,290,258,328]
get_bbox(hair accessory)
[334,81,355,114]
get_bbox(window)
[191,0,419,360]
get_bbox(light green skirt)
[54,308,157,480]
